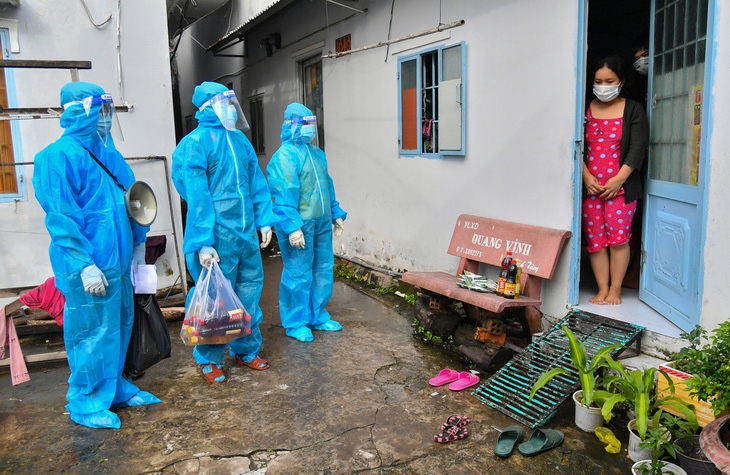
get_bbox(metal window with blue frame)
[397,41,466,158]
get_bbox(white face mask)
[633,56,649,76]
[593,84,621,102]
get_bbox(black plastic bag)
[123,294,171,379]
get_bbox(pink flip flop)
[429,368,460,387]
[448,372,480,391]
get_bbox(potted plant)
[699,413,730,474]
[599,356,698,462]
[661,413,720,475]
[670,321,730,473]
[683,321,730,418]
[656,325,724,428]
[529,325,622,432]
[631,423,687,475]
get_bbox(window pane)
[687,0,698,41]
[0,54,17,195]
[649,0,708,186]
[400,59,418,151]
[442,45,461,81]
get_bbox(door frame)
[568,0,717,323]
[569,1,588,305]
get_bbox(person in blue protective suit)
[33,82,160,429]
[266,103,347,342]
[172,82,276,384]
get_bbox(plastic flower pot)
[628,419,671,463]
[675,435,721,475]
[699,414,730,474]
[631,460,687,475]
[573,390,604,432]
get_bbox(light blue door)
[641,0,714,332]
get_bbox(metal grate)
[471,309,644,428]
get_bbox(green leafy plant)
[404,291,416,305]
[529,326,622,410]
[375,285,396,295]
[636,422,681,475]
[600,357,698,441]
[334,264,355,279]
[682,321,730,416]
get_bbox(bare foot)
[589,289,608,304]
[601,288,622,305]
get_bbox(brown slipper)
[200,363,227,383]
[235,355,270,370]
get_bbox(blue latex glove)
[132,243,146,270]
[80,264,108,296]
[198,245,220,268]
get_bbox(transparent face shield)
[200,90,250,132]
[288,115,318,146]
[63,93,124,144]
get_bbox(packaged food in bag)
[180,261,252,346]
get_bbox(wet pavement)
[0,254,636,474]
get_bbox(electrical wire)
[79,0,112,28]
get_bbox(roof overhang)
[207,0,298,55]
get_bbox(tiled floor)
[577,286,684,338]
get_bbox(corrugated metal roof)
[208,0,283,50]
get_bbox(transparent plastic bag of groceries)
[180,260,252,346]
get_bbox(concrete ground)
[0,253,637,474]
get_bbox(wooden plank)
[0,350,67,367]
[162,307,185,321]
[0,105,130,116]
[0,286,35,298]
[0,59,91,69]
[16,322,62,336]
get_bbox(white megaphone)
[125,181,158,227]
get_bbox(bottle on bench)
[504,261,518,299]
[497,251,513,296]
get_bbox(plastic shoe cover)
[311,320,342,332]
[286,326,314,342]
[594,427,621,454]
[114,391,161,408]
[70,409,121,429]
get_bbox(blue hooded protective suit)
[266,103,347,339]
[172,81,276,365]
[33,82,156,429]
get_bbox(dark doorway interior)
[581,0,651,292]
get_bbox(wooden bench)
[402,214,571,345]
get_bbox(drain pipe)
[334,253,403,277]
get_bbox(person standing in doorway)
[33,82,160,429]
[582,55,648,305]
[172,82,276,383]
[267,103,347,342]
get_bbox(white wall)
[700,1,730,333]
[0,0,182,297]
[235,0,580,319]
[174,0,584,320]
